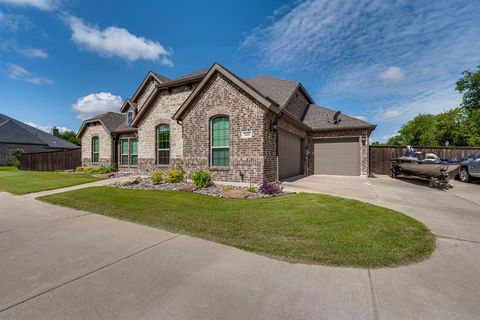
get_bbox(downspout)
[275,112,285,181]
[111,132,117,167]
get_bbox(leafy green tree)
[456,65,480,111]
[385,65,480,147]
[59,130,81,146]
[386,114,437,146]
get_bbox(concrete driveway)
[1,176,479,320]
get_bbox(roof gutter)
[310,125,377,132]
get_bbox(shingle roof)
[173,68,209,81]
[302,104,375,130]
[0,113,80,148]
[151,72,170,83]
[84,112,126,133]
[244,76,299,108]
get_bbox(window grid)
[127,112,134,124]
[211,116,230,167]
[120,139,129,165]
[131,138,138,165]
[157,124,170,165]
[92,137,99,163]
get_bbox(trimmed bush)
[191,170,212,189]
[247,186,257,193]
[259,180,282,195]
[165,170,184,183]
[92,165,116,174]
[75,166,93,173]
[151,170,164,185]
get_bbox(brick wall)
[182,72,275,183]
[136,80,156,111]
[284,88,309,120]
[81,123,112,167]
[136,85,192,173]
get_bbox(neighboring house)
[77,64,376,182]
[0,113,80,166]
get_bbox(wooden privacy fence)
[20,148,81,171]
[369,146,480,175]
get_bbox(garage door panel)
[278,130,302,180]
[314,139,359,176]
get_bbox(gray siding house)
[77,64,376,182]
[0,113,80,166]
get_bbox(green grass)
[0,166,102,195]
[40,187,435,267]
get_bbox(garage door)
[314,138,359,176]
[278,129,302,180]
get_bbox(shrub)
[11,148,22,169]
[165,170,184,183]
[75,166,93,173]
[151,170,164,185]
[258,180,282,195]
[247,186,257,193]
[191,170,212,189]
[89,165,117,175]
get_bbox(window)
[127,111,134,124]
[120,139,129,165]
[120,138,138,166]
[92,137,99,163]
[211,116,230,166]
[157,124,170,165]
[131,138,138,165]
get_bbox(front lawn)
[0,166,102,195]
[40,187,435,267]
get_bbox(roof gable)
[77,112,125,137]
[172,64,281,121]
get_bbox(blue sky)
[0,0,479,142]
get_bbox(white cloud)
[0,0,59,10]
[378,66,405,83]
[0,10,32,31]
[379,109,402,120]
[26,122,70,133]
[239,0,480,139]
[18,47,48,58]
[352,115,367,121]
[0,39,48,58]
[67,16,173,65]
[72,92,123,120]
[6,63,53,84]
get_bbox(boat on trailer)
[391,146,460,189]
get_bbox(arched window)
[157,124,170,165]
[92,136,99,163]
[211,116,230,166]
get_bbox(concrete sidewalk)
[22,176,134,199]
[1,175,479,319]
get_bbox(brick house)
[77,64,376,182]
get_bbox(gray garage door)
[314,138,360,176]
[278,129,302,180]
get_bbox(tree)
[384,65,480,147]
[456,65,480,111]
[386,114,438,146]
[59,130,81,146]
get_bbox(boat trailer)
[391,167,452,190]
